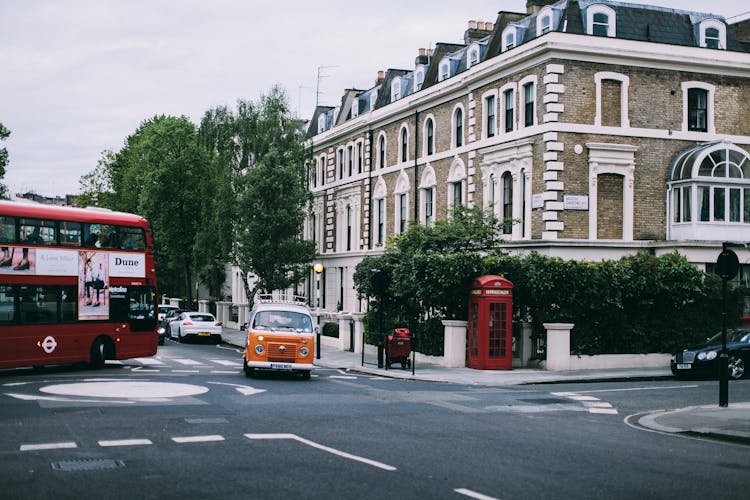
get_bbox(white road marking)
[551,392,618,415]
[98,439,152,447]
[210,370,238,375]
[20,442,77,451]
[172,370,200,373]
[567,395,600,401]
[329,375,358,380]
[4,392,135,404]
[39,381,209,399]
[131,367,161,372]
[589,407,619,415]
[208,382,266,396]
[244,433,396,471]
[132,357,166,365]
[572,385,699,394]
[454,488,499,500]
[209,359,241,366]
[172,435,225,443]
[173,358,205,366]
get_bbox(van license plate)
[198,332,211,336]
[677,363,692,369]
[270,363,292,370]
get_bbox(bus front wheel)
[90,337,111,369]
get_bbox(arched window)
[378,134,387,169]
[669,142,750,241]
[425,117,435,156]
[391,77,401,102]
[439,59,450,81]
[453,107,464,148]
[373,177,387,246]
[394,171,410,234]
[537,7,553,36]
[502,172,513,234]
[467,44,480,67]
[586,5,616,37]
[447,158,467,212]
[400,126,409,163]
[699,19,726,49]
[414,67,425,92]
[502,26,517,51]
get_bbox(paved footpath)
[221,327,750,445]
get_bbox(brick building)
[304,0,750,317]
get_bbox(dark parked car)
[157,308,182,345]
[671,328,750,380]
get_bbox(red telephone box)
[467,275,513,370]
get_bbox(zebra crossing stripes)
[550,391,618,415]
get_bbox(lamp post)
[716,242,741,407]
[313,263,323,359]
[371,268,385,368]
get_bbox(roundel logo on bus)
[38,336,58,354]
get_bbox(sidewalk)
[221,327,750,445]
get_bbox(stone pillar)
[216,301,232,328]
[338,314,352,351]
[544,323,573,371]
[517,322,533,367]
[351,313,365,354]
[442,320,468,368]
[198,299,209,313]
[238,303,249,328]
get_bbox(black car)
[157,309,182,345]
[671,328,750,380]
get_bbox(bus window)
[100,224,118,248]
[0,216,15,243]
[118,226,145,251]
[61,286,77,322]
[83,223,101,247]
[19,286,58,324]
[59,221,82,247]
[19,218,56,245]
[0,286,15,323]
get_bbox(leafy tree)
[201,86,315,304]
[107,115,210,298]
[77,150,115,207]
[0,121,10,199]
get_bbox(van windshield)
[252,311,313,333]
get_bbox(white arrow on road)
[207,382,266,396]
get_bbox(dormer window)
[351,99,359,118]
[699,19,726,49]
[370,91,377,112]
[537,7,553,36]
[439,59,450,81]
[586,4,616,37]
[414,67,425,92]
[391,77,401,102]
[317,114,326,134]
[502,27,517,51]
[467,44,480,67]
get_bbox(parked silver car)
[169,312,223,343]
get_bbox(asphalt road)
[1,340,748,500]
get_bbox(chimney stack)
[527,0,558,15]
[376,70,385,85]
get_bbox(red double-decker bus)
[0,200,158,369]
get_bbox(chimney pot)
[468,20,478,29]
[419,48,426,56]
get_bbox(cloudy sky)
[1,0,748,198]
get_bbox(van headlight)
[254,344,265,355]
[300,347,309,357]
[706,350,718,360]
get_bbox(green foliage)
[0,121,10,199]
[322,322,339,338]
[77,150,115,207]
[355,211,745,355]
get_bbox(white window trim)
[336,147,345,180]
[398,124,409,165]
[391,77,402,102]
[393,170,410,234]
[355,139,364,174]
[681,81,716,134]
[502,26,517,51]
[586,143,638,241]
[467,44,480,68]
[586,4,616,37]
[594,72,630,128]
[351,99,359,118]
[318,154,327,186]
[480,151,533,240]
[699,19,726,49]
[419,165,437,226]
[439,58,450,81]
[317,114,326,134]
[447,157,467,212]
[414,66,425,92]
[373,177,388,246]
[481,89,498,140]
[519,75,538,128]
[376,132,388,169]
[499,82,517,133]
[422,114,437,157]
[451,104,465,149]
[370,90,378,112]
[537,6,554,36]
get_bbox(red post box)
[467,275,513,370]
